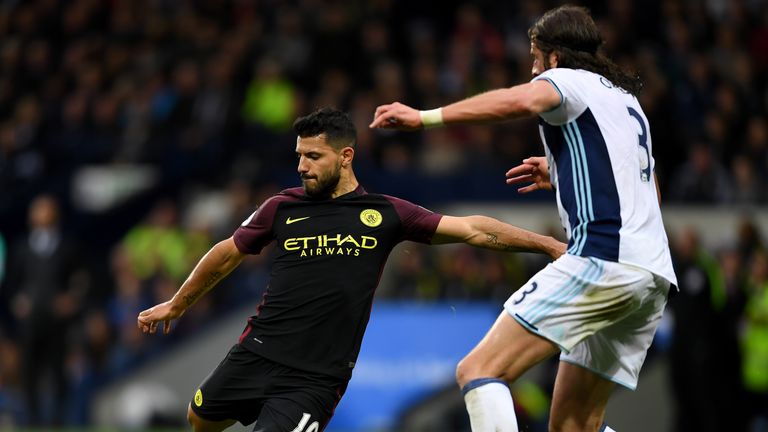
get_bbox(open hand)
[506,156,552,193]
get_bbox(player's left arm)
[137,237,246,334]
[431,215,566,260]
[370,80,561,130]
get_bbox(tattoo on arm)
[183,271,222,306]
[203,271,223,288]
[485,233,518,252]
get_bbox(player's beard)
[302,163,342,198]
[542,55,552,71]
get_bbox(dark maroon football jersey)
[232,185,442,379]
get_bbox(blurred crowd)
[0,0,767,429]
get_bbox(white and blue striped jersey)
[532,68,677,286]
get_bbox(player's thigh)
[457,310,559,387]
[253,368,346,432]
[187,403,236,432]
[549,361,615,432]
[191,344,270,426]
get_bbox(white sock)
[462,378,518,432]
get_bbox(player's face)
[530,42,552,77]
[296,134,343,198]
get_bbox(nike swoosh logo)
[286,216,310,225]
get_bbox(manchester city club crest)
[360,209,382,227]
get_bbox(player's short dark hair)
[293,108,356,150]
[529,5,643,96]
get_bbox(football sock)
[461,378,518,432]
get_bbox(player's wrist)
[168,297,189,315]
[419,108,444,128]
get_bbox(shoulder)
[537,67,577,78]
[534,69,612,125]
[534,68,604,88]
[278,187,306,200]
[380,194,440,218]
[240,190,302,225]
[534,67,581,81]
[261,188,305,208]
[378,193,417,208]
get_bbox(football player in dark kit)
[138,108,565,432]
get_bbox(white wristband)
[419,108,444,128]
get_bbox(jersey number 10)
[290,413,320,432]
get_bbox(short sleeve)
[232,195,283,254]
[384,195,443,244]
[532,68,589,125]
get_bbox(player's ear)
[340,147,354,167]
[549,51,559,68]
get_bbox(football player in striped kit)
[371,5,677,432]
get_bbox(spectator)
[731,154,767,205]
[6,194,88,426]
[742,249,768,430]
[119,199,190,283]
[668,227,743,432]
[669,142,733,204]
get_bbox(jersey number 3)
[628,107,651,182]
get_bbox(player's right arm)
[137,237,246,335]
[369,80,561,130]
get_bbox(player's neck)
[331,171,359,199]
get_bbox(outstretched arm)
[431,215,566,260]
[369,80,561,130]
[137,237,246,334]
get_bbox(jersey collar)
[334,184,366,200]
[294,184,367,201]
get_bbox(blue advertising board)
[327,301,499,431]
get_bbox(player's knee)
[548,412,602,432]
[186,404,234,432]
[455,355,477,388]
[187,404,198,427]
[187,404,208,430]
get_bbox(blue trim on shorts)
[513,313,538,330]
[460,378,507,396]
[559,358,637,390]
[509,311,571,353]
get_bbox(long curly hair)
[528,5,643,96]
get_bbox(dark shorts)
[189,344,348,432]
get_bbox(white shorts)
[504,254,670,390]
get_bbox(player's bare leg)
[548,362,615,432]
[187,404,236,432]
[457,312,559,385]
[456,312,559,431]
